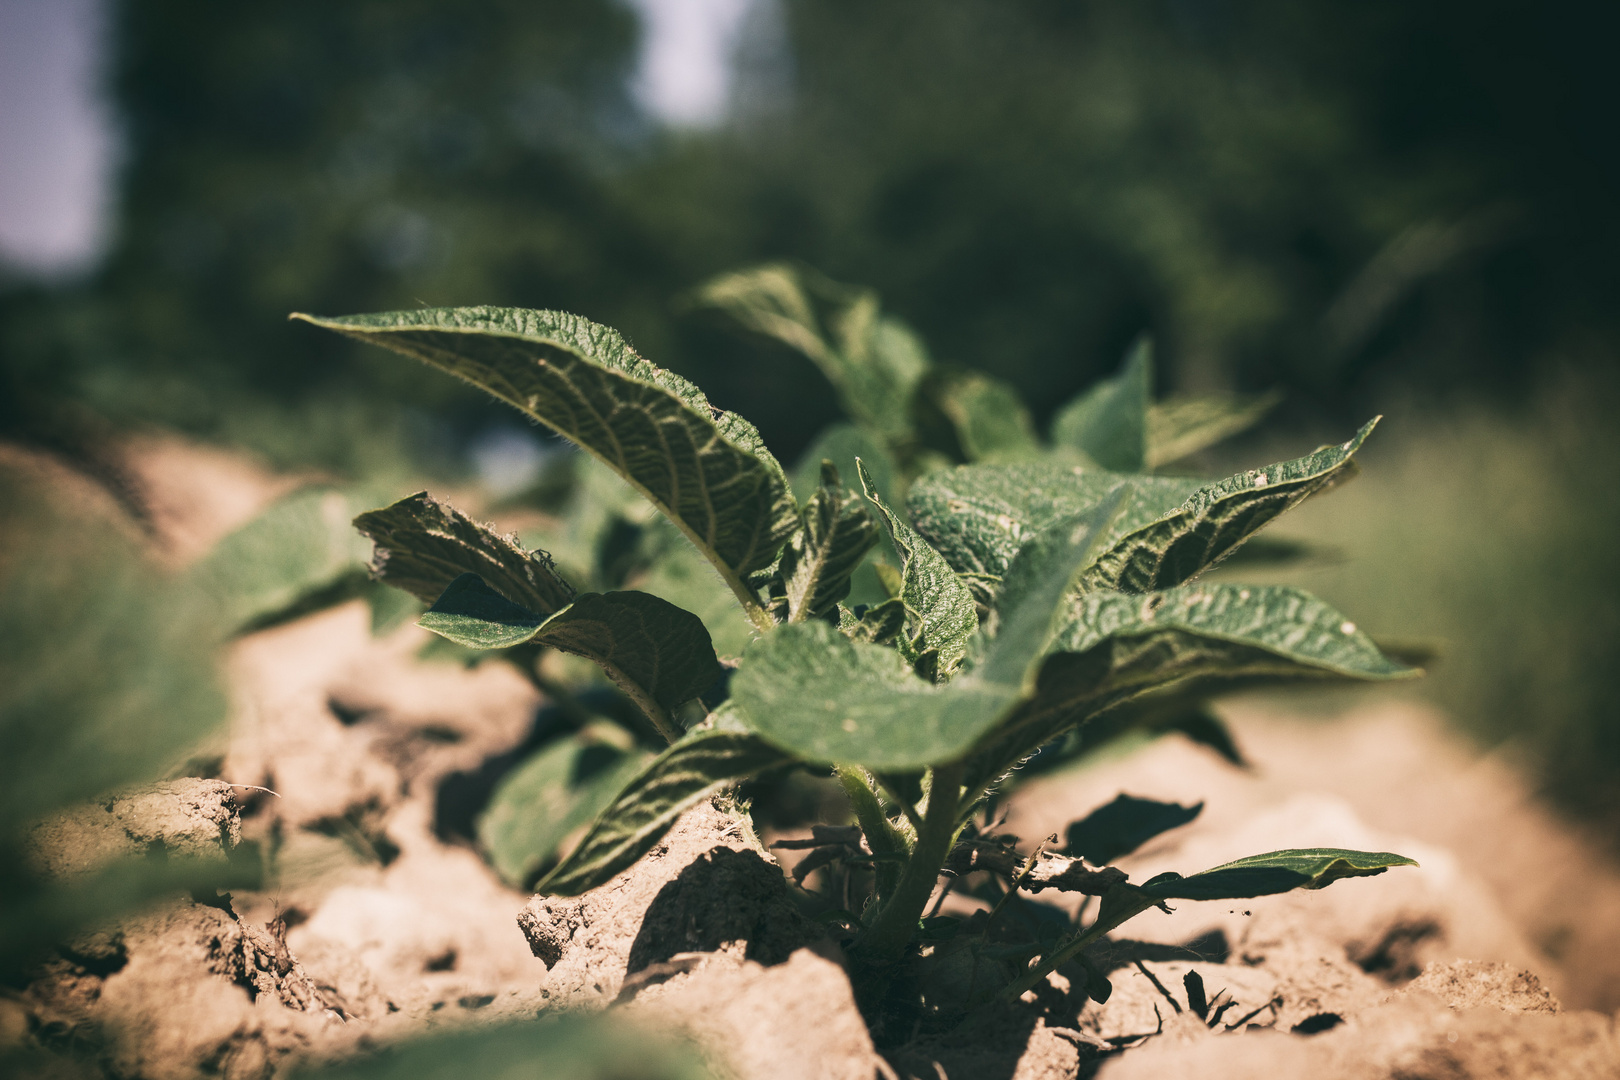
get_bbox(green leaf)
[857,460,978,677]
[293,308,798,622]
[1081,419,1379,594]
[963,583,1416,794]
[774,462,881,622]
[976,488,1132,688]
[919,368,1041,463]
[908,421,1376,598]
[477,727,652,887]
[353,491,576,614]
[190,486,380,633]
[537,729,791,896]
[1051,337,1152,471]
[1064,794,1203,865]
[630,524,757,658]
[1146,389,1282,468]
[693,263,929,447]
[1144,848,1419,901]
[419,574,724,717]
[731,620,1018,770]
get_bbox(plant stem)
[836,765,910,898]
[853,764,964,964]
[999,887,1159,1000]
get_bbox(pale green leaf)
[293,308,798,613]
[477,728,652,887]
[774,462,881,622]
[191,486,380,633]
[791,422,899,507]
[920,369,1040,463]
[1051,338,1151,471]
[537,729,791,896]
[630,523,757,658]
[1144,848,1418,900]
[693,263,928,446]
[353,491,576,615]
[1146,389,1282,468]
[731,619,1018,770]
[858,460,978,677]
[419,574,723,718]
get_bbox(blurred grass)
[1220,368,1620,831]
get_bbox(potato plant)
[293,284,1416,1016]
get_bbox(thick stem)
[837,766,910,898]
[853,764,964,963]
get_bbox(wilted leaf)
[294,308,798,618]
[858,460,978,677]
[353,491,575,614]
[774,462,881,622]
[1146,390,1282,468]
[1063,794,1204,865]
[1050,337,1152,471]
[1144,848,1419,900]
[537,729,791,895]
[478,729,652,887]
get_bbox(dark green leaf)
[774,462,881,622]
[693,263,929,447]
[537,729,791,896]
[1144,848,1419,900]
[731,620,1018,769]
[920,368,1041,463]
[353,491,576,614]
[419,575,724,718]
[1064,794,1204,865]
[1051,337,1152,471]
[858,460,978,676]
[293,308,798,614]
[477,728,652,887]
[1147,390,1282,468]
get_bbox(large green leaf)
[773,463,881,623]
[1050,337,1152,471]
[354,491,576,614]
[918,368,1041,463]
[963,582,1416,794]
[693,263,929,447]
[537,729,791,896]
[858,460,978,677]
[294,308,798,620]
[908,421,1375,597]
[477,727,652,888]
[1143,848,1419,900]
[731,619,1019,770]
[419,575,723,721]
[1146,390,1282,468]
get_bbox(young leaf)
[478,730,652,887]
[536,729,792,896]
[354,491,576,614]
[730,619,1019,770]
[1143,848,1419,900]
[858,460,978,676]
[774,462,881,622]
[293,308,798,626]
[1080,419,1378,594]
[419,574,724,723]
[1064,794,1204,865]
[918,368,1041,463]
[1051,337,1152,471]
[1146,390,1282,468]
[693,263,929,447]
[791,422,900,507]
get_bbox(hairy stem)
[837,766,910,898]
[853,764,964,963]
